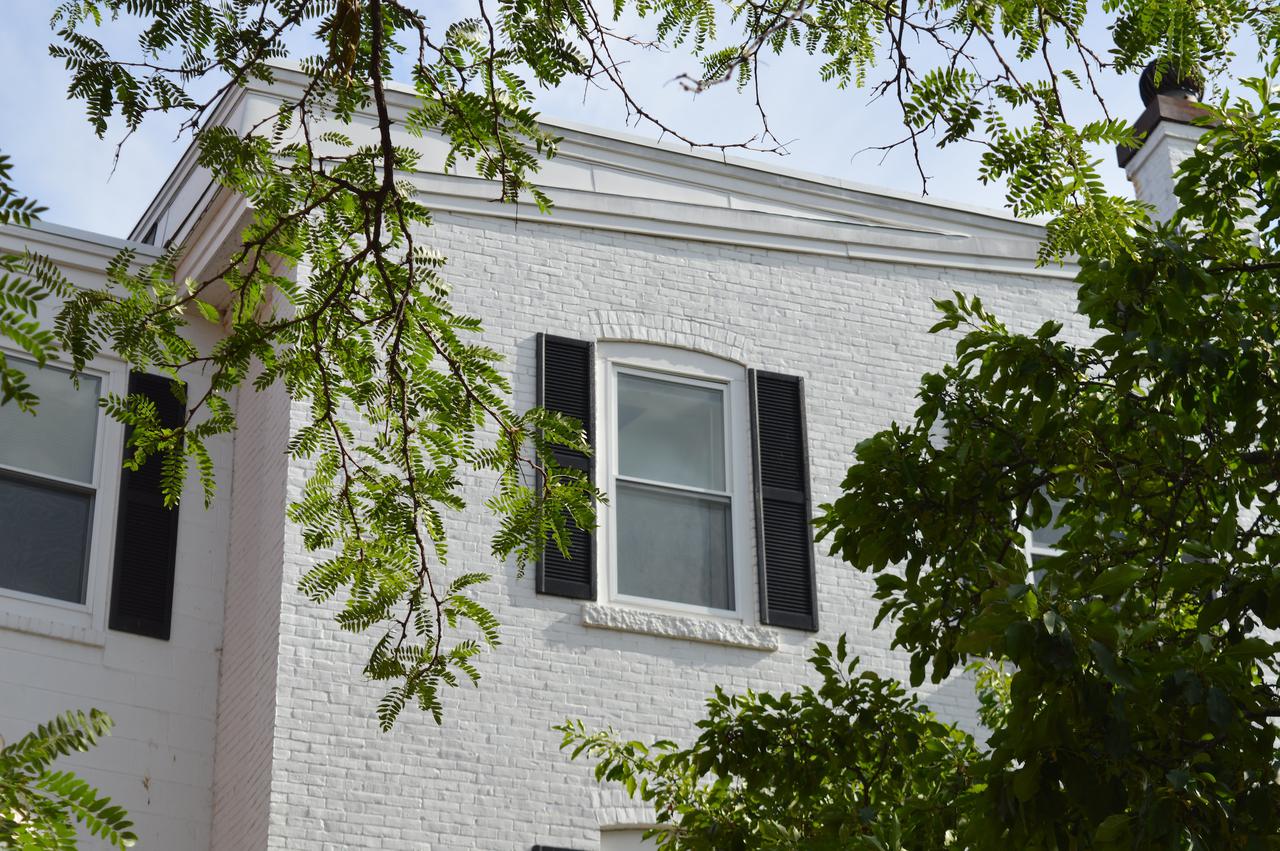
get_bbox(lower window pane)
[0,475,92,603]
[616,482,732,610]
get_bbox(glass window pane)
[0,475,92,603]
[616,482,732,610]
[617,373,725,491]
[0,360,101,483]
[1031,497,1067,550]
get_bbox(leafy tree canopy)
[0,0,1272,728]
[560,638,981,850]
[563,65,1280,849]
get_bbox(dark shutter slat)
[541,343,592,425]
[108,372,183,640]
[751,370,817,631]
[755,376,806,492]
[536,333,595,600]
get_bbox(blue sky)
[0,1,1253,237]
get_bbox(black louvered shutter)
[536,333,595,599]
[750,370,818,631]
[108,373,184,640]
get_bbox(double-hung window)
[535,334,818,632]
[0,353,185,640]
[613,369,734,611]
[601,345,751,618]
[0,356,120,610]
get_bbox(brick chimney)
[1116,62,1210,222]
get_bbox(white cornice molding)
[410,171,1076,278]
[128,82,250,243]
[131,63,1073,280]
[0,221,161,274]
[244,64,1046,234]
[172,186,254,284]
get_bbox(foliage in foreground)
[9,0,1271,728]
[0,710,134,850]
[5,0,1272,729]
[0,154,69,412]
[563,68,1280,849]
[0,0,1269,721]
[560,638,979,850]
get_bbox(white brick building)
[0,66,1191,849]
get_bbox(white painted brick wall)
[1124,120,1205,222]
[251,211,1085,850]
[209,377,291,851]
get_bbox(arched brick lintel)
[590,309,753,365]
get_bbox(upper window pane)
[0,359,101,483]
[617,372,725,491]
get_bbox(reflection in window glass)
[616,482,732,609]
[0,475,93,603]
[618,373,725,490]
[0,360,100,483]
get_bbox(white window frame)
[596,342,754,621]
[1026,533,1062,565]
[1025,527,1060,587]
[0,347,128,634]
[1022,493,1066,583]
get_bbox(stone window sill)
[581,602,778,651]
